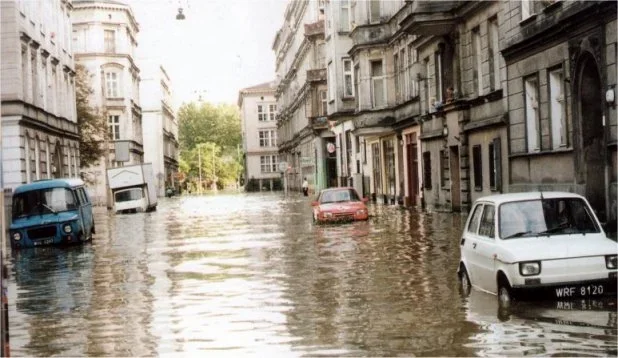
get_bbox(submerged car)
[9,178,95,249]
[458,192,617,306]
[311,187,369,224]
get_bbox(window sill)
[519,13,537,26]
[508,147,574,158]
[337,31,351,36]
[328,99,335,104]
[341,96,355,102]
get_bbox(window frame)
[105,71,119,98]
[548,66,567,149]
[478,204,496,239]
[488,17,500,91]
[370,59,386,108]
[108,114,120,140]
[471,26,482,96]
[104,29,115,53]
[524,74,540,152]
[422,151,432,190]
[342,58,354,98]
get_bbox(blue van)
[9,178,95,249]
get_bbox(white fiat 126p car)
[458,191,617,306]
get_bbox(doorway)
[406,133,419,207]
[578,53,605,220]
[450,145,460,212]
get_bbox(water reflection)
[465,289,618,356]
[6,193,618,356]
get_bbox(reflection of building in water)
[83,212,157,356]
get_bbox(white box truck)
[106,163,158,214]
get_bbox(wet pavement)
[6,193,618,356]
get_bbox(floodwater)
[6,193,617,356]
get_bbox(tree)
[75,64,107,169]
[177,101,243,190]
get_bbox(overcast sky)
[130,0,287,107]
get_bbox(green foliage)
[177,102,243,190]
[75,64,107,170]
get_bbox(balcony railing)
[310,116,329,129]
[399,1,461,36]
[304,19,325,38]
[350,22,392,48]
[307,68,326,83]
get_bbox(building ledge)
[399,1,460,36]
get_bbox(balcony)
[350,22,392,49]
[307,68,326,83]
[399,1,461,36]
[304,20,325,39]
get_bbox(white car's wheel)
[459,266,471,296]
[498,284,512,308]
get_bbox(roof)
[474,191,585,206]
[13,179,86,194]
[237,80,277,107]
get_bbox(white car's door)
[462,203,484,286]
[474,204,498,294]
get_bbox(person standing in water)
[302,177,309,196]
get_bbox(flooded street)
[6,193,617,357]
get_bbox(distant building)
[1,0,79,190]
[72,0,143,206]
[238,81,280,191]
[139,61,179,197]
[273,0,330,194]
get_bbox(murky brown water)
[6,193,617,356]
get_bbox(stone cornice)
[72,2,139,33]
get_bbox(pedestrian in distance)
[302,177,309,197]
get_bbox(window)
[108,115,120,140]
[478,205,495,238]
[370,0,381,23]
[549,68,566,149]
[423,151,431,190]
[440,149,448,188]
[354,64,360,110]
[31,50,37,104]
[408,45,419,98]
[260,155,278,173]
[35,138,41,180]
[259,130,277,147]
[343,58,354,97]
[105,72,119,98]
[328,62,335,101]
[269,104,277,120]
[394,53,400,101]
[25,137,31,183]
[371,60,386,108]
[21,45,28,102]
[472,27,482,96]
[473,145,482,191]
[488,18,500,91]
[345,130,352,175]
[524,75,540,152]
[104,30,115,53]
[399,49,406,100]
[319,90,327,116]
[435,51,443,103]
[467,204,483,234]
[340,0,351,32]
[258,105,266,121]
[521,0,531,20]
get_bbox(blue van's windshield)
[12,188,78,219]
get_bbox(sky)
[129,0,288,107]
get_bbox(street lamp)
[176,7,185,20]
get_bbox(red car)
[311,187,369,223]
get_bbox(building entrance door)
[406,133,419,207]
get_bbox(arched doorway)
[577,53,605,220]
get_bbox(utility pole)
[198,145,202,195]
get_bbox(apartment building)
[276,0,616,219]
[500,0,617,222]
[238,81,281,191]
[273,0,331,194]
[140,61,179,197]
[1,0,79,190]
[72,0,143,205]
